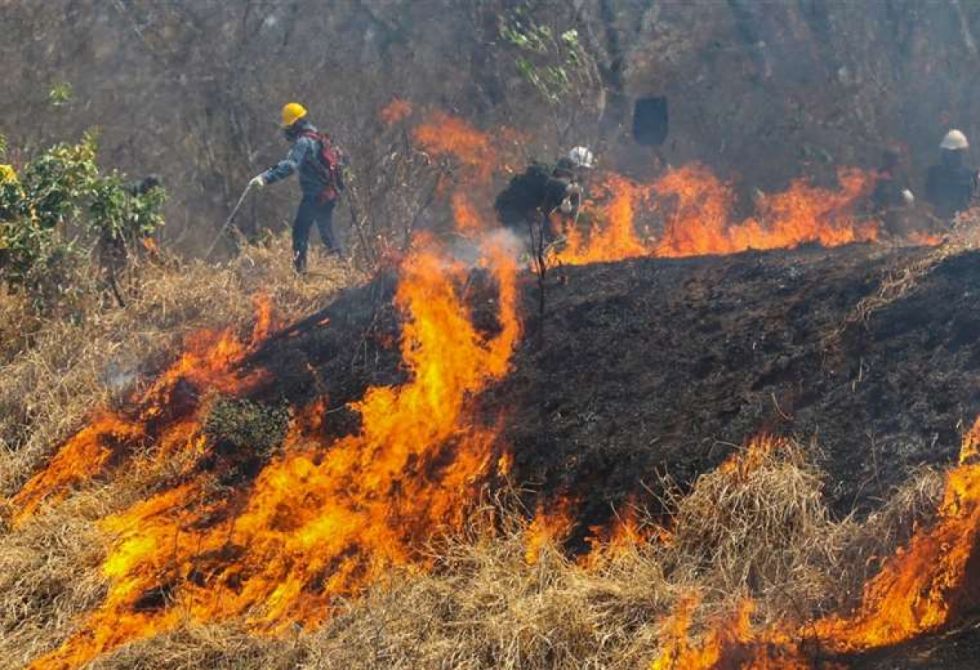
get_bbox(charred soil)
[498,243,979,527]
[250,242,978,527]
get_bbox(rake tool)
[205,181,253,259]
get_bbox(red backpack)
[302,130,346,201]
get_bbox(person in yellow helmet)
[250,102,346,272]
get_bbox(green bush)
[498,6,593,105]
[0,133,165,313]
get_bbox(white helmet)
[568,146,595,169]
[940,129,969,151]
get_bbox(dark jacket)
[262,120,329,198]
[495,162,574,228]
[925,150,977,218]
[870,173,908,212]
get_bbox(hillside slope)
[499,243,979,524]
[258,241,978,523]
[3,238,979,669]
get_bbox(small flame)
[718,434,785,478]
[524,497,577,565]
[379,97,413,126]
[580,500,669,568]
[412,111,497,183]
[451,190,487,235]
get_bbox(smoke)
[446,227,527,268]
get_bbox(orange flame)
[23,239,521,669]
[557,174,649,265]
[718,434,785,478]
[651,596,815,670]
[11,296,273,526]
[450,190,487,235]
[580,500,671,568]
[412,111,497,183]
[906,231,943,247]
[555,165,878,266]
[379,97,413,126]
[524,497,577,565]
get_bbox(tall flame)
[21,239,521,669]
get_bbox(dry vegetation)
[0,234,969,669]
[0,236,360,498]
[1,398,945,669]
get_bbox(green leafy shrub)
[0,133,165,313]
[498,6,595,105]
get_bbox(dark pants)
[292,195,339,272]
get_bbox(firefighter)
[494,146,593,242]
[871,150,913,212]
[924,129,977,220]
[870,149,915,236]
[250,102,345,272]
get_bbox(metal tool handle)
[205,182,253,259]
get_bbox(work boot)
[293,252,307,274]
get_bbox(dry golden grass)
[0,237,961,669]
[0,237,360,498]
[1,439,946,670]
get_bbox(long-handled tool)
[205,182,253,259]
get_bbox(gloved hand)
[249,175,266,190]
[901,189,915,205]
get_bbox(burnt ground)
[248,242,979,525]
[852,616,980,669]
[140,241,980,667]
[495,244,979,525]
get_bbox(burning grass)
[0,236,358,499]
[3,217,978,668]
[555,165,883,267]
[2,411,969,668]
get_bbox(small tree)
[0,133,165,313]
[497,1,603,145]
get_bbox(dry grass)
[667,439,841,618]
[1,437,948,670]
[0,237,360,497]
[0,236,962,669]
[0,494,107,668]
[833,212,980,339]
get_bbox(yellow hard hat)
[281,102,308,128]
